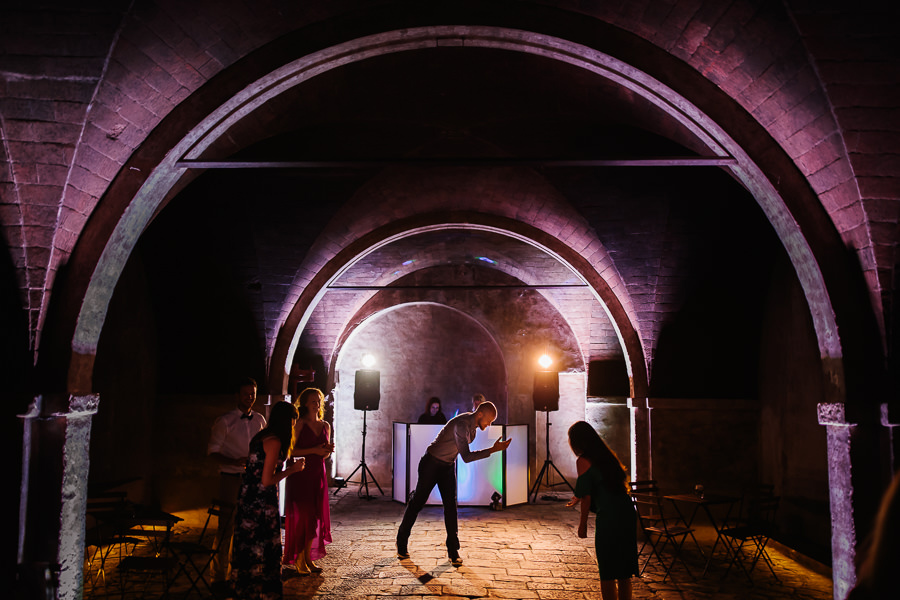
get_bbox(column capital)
[19,394,100,420]
[817,402,856,427]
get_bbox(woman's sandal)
[294,558,311,576]
[306,561,323,574]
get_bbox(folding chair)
[83,492,144,595]
[629,480,666,531]
[108,504,182,599]
[631,492,696,582]
[117,554,178,599]
[629,480,660,495]
[719,495,780,584]
[723,483,775,529]
[166,499,235,598]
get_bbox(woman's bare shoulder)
[575,455,591,475]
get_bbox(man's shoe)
[447,536,462,565]
[396,540,410,559]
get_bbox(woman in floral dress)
[283,387,334,575]
[230,401,305,599]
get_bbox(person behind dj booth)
[416,396,447,424]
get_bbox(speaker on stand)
[528,370,574,502]
[334,369,384,499]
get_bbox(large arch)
[61,25,847,407]
[21,11,887,598]
[270,212,644,396]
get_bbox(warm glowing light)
[538,354,553,369]
[362,353,376,368]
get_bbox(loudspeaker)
[533,371,559,411]
[354,369,380,410]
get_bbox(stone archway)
[69,26,842,407]
[36,20,874,600]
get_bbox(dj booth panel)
[392,423,528,507]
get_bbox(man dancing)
[396,400,511,565]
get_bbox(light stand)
[334,408,383,499]
[334,367,383,499]
[528,410,574,503]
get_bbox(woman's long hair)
[567,420,628,493]
[423,396,441,412]
[256,400,298,460]
[296,387,325,420]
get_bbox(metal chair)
[631,492,696,582]
[723,483,775,529]
[83,492,144,596]
[719,495,781,584]
[628,480,663,523]
[166,499,235,598]
[109,503,182,599]
[629,479,660,495]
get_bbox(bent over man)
[396,400,511,565]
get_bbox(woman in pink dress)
[283,387,334,575]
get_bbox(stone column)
[881,402,899,474]
[817,402,860,600]
[18,394,99,600]
[628,397,652,481]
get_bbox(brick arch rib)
[69,26,841,409]
[324,290,585,394]
[271,213,645,399]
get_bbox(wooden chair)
[631,492,696,582]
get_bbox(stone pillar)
[628,397,652,481]
[817,402,859,600]
[881,402,899,474]
[18,394,99,600]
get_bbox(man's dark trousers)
[397,452,460,555]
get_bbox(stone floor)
[86,485,835,599]
[282,487,833,600]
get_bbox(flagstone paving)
[86,485,833,599]
[280,487,834,600]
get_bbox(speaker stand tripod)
[529,409,574,502]
[334,408,383,499]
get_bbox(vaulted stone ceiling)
[135,33,774,396]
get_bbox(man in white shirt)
[396,401,511,565]
[207,377,266,586]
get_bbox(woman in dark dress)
[283,388,334,575]
[230,401,305,600]
[566,420,638,600]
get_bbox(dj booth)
[392,422,529,507]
